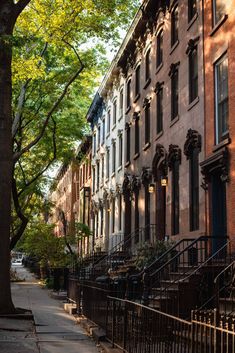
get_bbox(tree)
[0,0,140,314]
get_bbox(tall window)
[126,79,131,110]
[134,191,139,243]
[119,133,123,167]
[113,99,117,126]
[107,110,111,135]
[92,167,95,193]
[112,198,115,233]
[96,213,99,238]
[156,29,163,68]
[171,6,179,46]
[189,46,198,103]
[189,148,199,231]
[102,118,105,144]
[144,103,150,145]
[96,161,100,190]
[97,125,101,147]
[93,133,96,155]
[126,123,130,163]
[144,186,150,240]
[134,114,140,154]
[171,160,180,235]
[215,54,228,144]
[106,148,110,179]
[101,155,104,183]
[171,68,179,120]
[188,0,197,22]
[100,207,104,236]
[118,194,122,231]
[213,0,226,26]
[145,49,151,82]
[156,87,163,134]
[119,88,124,118]
[112,141,116,173]
[135,65,141,97]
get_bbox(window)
[100,207,104,236]
[144,101,151,145]
[112,198,115,233]
[127,79,131,109]
[134,191,139,243]
[96,213,99,238]
[93,133,96,155]
[215,54,228,144]
[144,185,150,240]
[113,100,117,126]
[112,141,116,173]
[97,125,101,147]
[213,0,226,26]
[106,148,110,178]
[101,155,104,182]
[134,114,140,154]
[119,88,124,118]
[107,110,111,134]
[102,119,105,144]
[171,160,180,235]
[189,46,198,103]
[156,87,163,134]
[171,69,179,120]
[145,49,151,82]
[126,123,130,163]
[171,6,179,46]
[119,134,123,167]
[156,29,163,68]
[189,148,199,231]
[118,194,122,231]
[92,167,95,193]
[96,161,100,190]
[188,0,197,22]
[135,65,141,97]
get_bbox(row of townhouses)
[49,0,234,259]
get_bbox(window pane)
[215,55,228,143]
[171,70,179,120]
[157,30,163,67]
[189,48,198,103]
[157,88,163,134]
[213,0,226,25]
[171,6,179,46]
[188,0,197,22]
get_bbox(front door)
[211,172,227,254]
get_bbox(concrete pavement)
[0,265,100,353]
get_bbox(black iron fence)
[106,296,192,353]
[192,309,235,353]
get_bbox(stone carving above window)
[184,129,202,159]
[168,144,181,170]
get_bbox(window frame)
[171,5,179,47]
[189,46,198,104]
[214,53,229,144]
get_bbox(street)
[0,265,100,353]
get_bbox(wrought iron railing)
[106,296,192,353]
[192,309,235,353]
[214,258,235,314]
[143,236,229,317]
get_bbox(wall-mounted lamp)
[148,183,155,193]
[161,176,168,187]
[107,208,111,212]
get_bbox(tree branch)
[13,53,84,162]
[18,118,57,196]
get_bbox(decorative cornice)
[125,122,131,130]
[152,143,168,179]
[143,96,151,109]
[168,144,181,170]
[133,111,140,121]
[154,81,164,93]
[184,129,202,159]
[141,167,152,185]
[168,61,180,77]
[186,36,200,55]
[131,175,141,192]
[200,147,229,186]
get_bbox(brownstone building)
[118,0,205,243]
[201,0,235,251]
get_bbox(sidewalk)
[0,265,100,353]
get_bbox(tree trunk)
[0,3,16,314]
